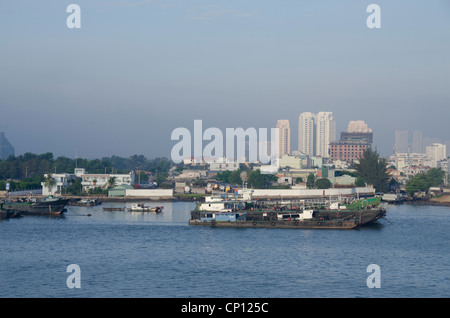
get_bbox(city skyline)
[395,129,450,156]
[1,1,450,159]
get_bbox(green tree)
[229,170,243,185]
[405,173,430,195]
[315,178,332,189]
[67,178,83,195]
[426,168,445,187]
[405,168,445,195]
[216,170,232,183]
[306,173,316,189]
[155,172,168,186]
[354,148,389,192]
[247,169,276,189]
[355,176,366,187]
[43,174,56,193]
[108,176,117,188]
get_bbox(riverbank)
[401,192,450,207]
[414,193,450,207]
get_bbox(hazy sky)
[1,0,449,159]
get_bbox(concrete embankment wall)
[125,189,174,200]
[248,187,375,199]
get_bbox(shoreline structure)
[2,187,450,206]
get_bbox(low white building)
[209,158,239,172]
[81,172,135,192]
[41,173,73,196]
[174,169,208,180]
[278,155,302,170]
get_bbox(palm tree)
[108,176,117,188]
[43,174,56,194]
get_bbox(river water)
[0,201,449,298]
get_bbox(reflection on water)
[66,201,194,225]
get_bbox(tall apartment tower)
[394,130,409,154]
[315,112,336,158]
[276,120,291,157]
[298,112,316,156]
[411,130,424,153]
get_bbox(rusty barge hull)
[189,208,386,229]
[189,219,358,229]
[2,199,69,216]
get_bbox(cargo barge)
[1,196,69,216]
[189,190,386,229]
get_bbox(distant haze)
[1,0,449,159]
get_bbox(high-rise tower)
[298,112,316,156]
[315,112,336,158]
[276,120,291,157]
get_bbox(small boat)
[126,203,163,212]
[103,207,125,211]
[67,198,101,206]
[381,193,405,204]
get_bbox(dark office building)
[0,132,15,160]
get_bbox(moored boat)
[126,203,163,212]
[103,207,125,211]
[1,196,69,216]
[67,198,101,206]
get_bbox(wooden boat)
[126,203,163,212]
[2,196,69,216]
[103,207,125,211]
[67,198,101,206]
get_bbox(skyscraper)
[411,130,423,153]
[276,120,290,157]
[315,112,336,158]
[394,130,409,153]
[298,112,316,156]
[0,132,15,160]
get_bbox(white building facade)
[81,172,135,192]
[315,111,336,158]
[426,143,447,162]
[276,119,291,158]
[298,112,316,156]
[41,173,73,196]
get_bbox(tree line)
[215,168,277,189]
[405,168,445,195]
[0,152,174,191]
